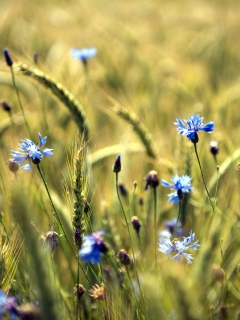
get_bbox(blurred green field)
[1,0,240,319]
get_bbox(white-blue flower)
[158,230,200,264]
[10,133,53,172]
[161,174,193,205]
[70,47,97,61]
[174,114,215,141]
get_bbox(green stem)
[37,164,92,285]
[10,66,32,138]
[37,164,76,257]
[214,166,220,210]
[75,259,80,320]
[153,187,157,269]
[115,173,146,317]
[176,200,182,230]
[194,143,214,212]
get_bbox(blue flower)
[164,218,185,236]
[0,290,18,319]
[79,231,107,264]
[158,230,200,264]
[70,47,97,62]
[174,114,215,142]
[161,174,193,205]
[10,133,53,172]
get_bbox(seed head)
[89,282,106,301]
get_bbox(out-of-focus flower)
[0,99,12,112]
[174,114,215,143]
[118,249,132,266]
[6,159,20,173]
[164,218,185,237]
[118,183,128,197]
[74,284,86,302]
[43,226,62,253]
[10,132,53,172]
[161,174,193,205]
[79,231,107,264]
[3,49,13,67]
[158,230,200,264]
[0,290,18,319]
[70,47,97,64]
[210,140,219,156]
[144,170,159,190]
[112,155,121,173]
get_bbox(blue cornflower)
[79,231,107,264]
[0,290,18,319]
[161,174,193,205]
[164,218,185,237]
[174,114,215,142]
[70,47,97,63]
[10,133,53,172]
[158,230,200,264]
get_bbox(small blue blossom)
[10,133,53,172]
[0,290,18,319]
[161,174,193,205]
[70,47,97,62]
[174,114,215,142]
[79,231,107,264]
[158,230,200,264]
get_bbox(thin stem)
[37,164,76,257]
[214,166,220,210]
[115,173,146,317]
[75,259,80,320]
[37,164,92,285]
[153,187,157,269]
[10,66,32,138]
[176,200,181,227]
[194,143,214,212]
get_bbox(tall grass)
[1,0,240,319]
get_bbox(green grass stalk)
[194,143,214,212]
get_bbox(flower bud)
[0,99,11,112]
[144,170,159,190]
[131,216,141,235]
[118,183,128,197]
[212,265,225,282]
[6,159,19,173]
[112,155,121,173]
[210,140,219,156]
[3,49,13,67]
[118,249,132,266]
[74,284,86,301]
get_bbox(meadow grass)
[1,0,240,319]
